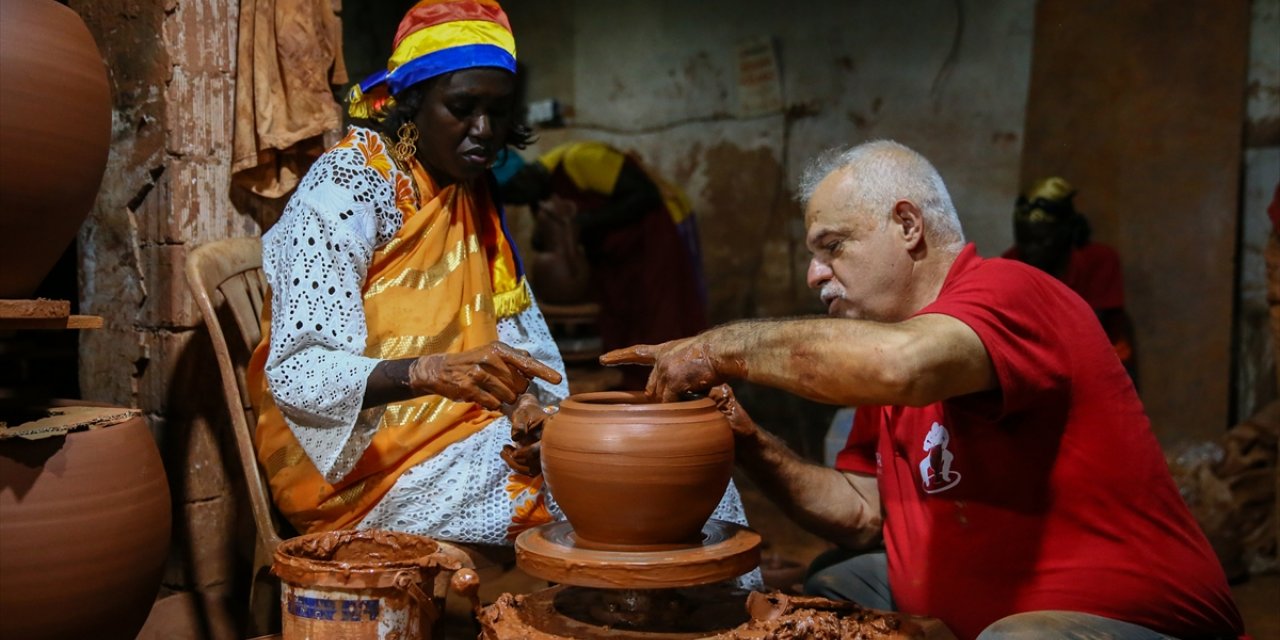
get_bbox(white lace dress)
[262,129,760,587]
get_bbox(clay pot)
[0,0,111,298]
[0,413,172,640]
[541,391,734,548]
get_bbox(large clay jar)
[0,0,111,298]
[0,413,172,640]
[541,391,734,548]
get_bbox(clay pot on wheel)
[0,0,111,297]
[541,391,734,548]
[0,413,172,640]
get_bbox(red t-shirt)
[836,244,1242,640]
[1002,242,1124,311]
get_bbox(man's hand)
[410,342,562,410]
[501,393,555,476]
[708,384,759,440]
[599,337,727,401]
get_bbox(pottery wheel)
[515,519,761,590]
[478,584,750,639]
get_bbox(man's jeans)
[803,550,1182,639]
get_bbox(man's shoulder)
[941,252,1058,299]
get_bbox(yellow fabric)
[539,141,693,225]
[248,129,530,533]
[539,141,626,195]
[1028,176,1075,202]
[390,20,516,70]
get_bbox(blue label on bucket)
[286,593,380,621]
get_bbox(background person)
[501,140,709,389]
[602,141,1244,639]
[1003,176,1137,381]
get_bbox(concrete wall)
[1238,0,1280,421]
[503,0,1034,451]
[506,0,1033,322]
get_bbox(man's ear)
[892,200,924,249]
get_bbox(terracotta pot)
[0,0,111,298]
[0,413,172,640]
[541,391,734,548]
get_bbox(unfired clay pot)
[0,413,171,640]
[541,391,734,548]
[0,0,111,298]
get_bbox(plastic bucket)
[272,529,466,640]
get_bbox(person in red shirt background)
[1003,176,1138,382]
[596,141,1245,639]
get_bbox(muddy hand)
[502,393,554,476]
[708,384,759,439]
[600,338,723,402]
[411,342,563,410]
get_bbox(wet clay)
[273,529,458,589]
[478,587,935,640]
[478,584,750,639]
[541,391,734,548]
[515,520,761,590]
[272,530,468,640]
[733,592,928,638]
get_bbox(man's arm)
[711,386,881,549]
[603,314,996,406]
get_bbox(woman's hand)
[501,393,555,476]
[410,342,562,410]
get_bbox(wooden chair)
[184,237,284,635]
[185,237,486,634]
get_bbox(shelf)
[0,299,102,330]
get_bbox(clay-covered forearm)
[706,318,907,406]
[362,358,419,409]
[735,425,882,549]
[709,315,993,407]
[361,343,562,411]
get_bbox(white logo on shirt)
[919,422,961,494]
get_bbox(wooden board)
[0,298,101,330]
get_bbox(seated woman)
[247,0,755,564]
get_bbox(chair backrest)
[184,237,283,551]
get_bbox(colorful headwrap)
[348,0,517,120]
[1015,176,1077,225]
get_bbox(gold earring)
[392,121,419,164]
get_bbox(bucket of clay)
[272,529,478,640]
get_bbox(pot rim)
[559,390,717,413]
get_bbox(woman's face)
[413,68,516,185]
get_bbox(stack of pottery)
[540,391,735,548]
[0,2,168,639]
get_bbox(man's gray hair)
[796,140,966,252]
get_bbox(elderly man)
[601,141,1244,640]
